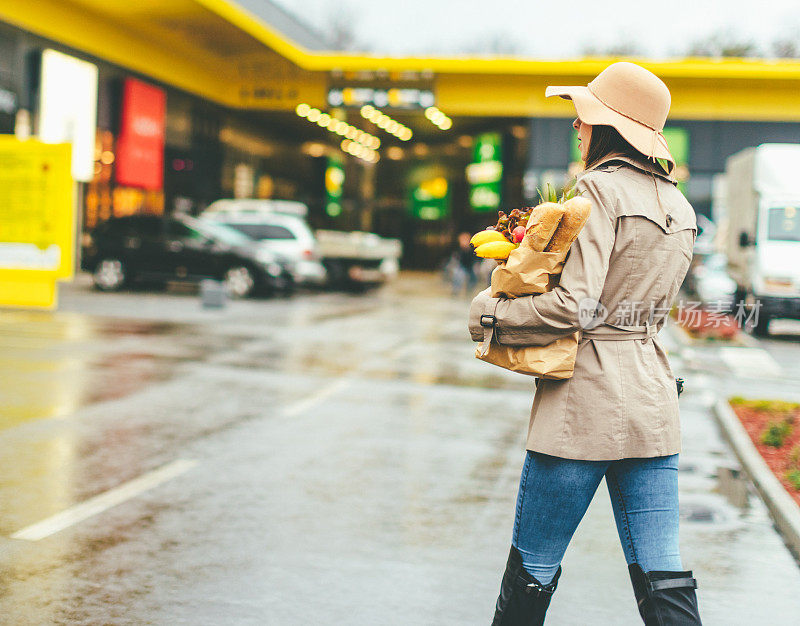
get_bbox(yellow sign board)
[0,138,74,309]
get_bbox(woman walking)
[471,62,703,625]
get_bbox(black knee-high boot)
[491,546,561,626]
[628,563,702,625]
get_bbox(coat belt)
[478,296,659,353]
[580,321,659,342]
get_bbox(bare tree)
[581,40,644,57]
[771,28,800,58]
[684,29,759,57]
[325,3,368,51]
[772,38,799,58]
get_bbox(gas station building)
[2,0,800,266]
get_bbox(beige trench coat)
[469,154,697,460]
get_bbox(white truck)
[725,144,800,335]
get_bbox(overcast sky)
[274,0,800,58]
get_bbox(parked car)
[82,214,293,298]
[201,200,328,287]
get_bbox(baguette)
[544,197,592,253]
[523,202,565,252]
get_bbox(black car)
[82,214,293,298]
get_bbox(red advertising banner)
[115,78,166,190]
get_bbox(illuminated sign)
[466,160,503,185]
[0,138,74,309]
[327,87,435,110]
[38,49,98,182]
[116,78,167,190]
[468,132,503,211]
[411,176,450,220]
[325,155,344,217]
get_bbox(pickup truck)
[315,229,402,290]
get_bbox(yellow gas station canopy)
[2,0,800,120]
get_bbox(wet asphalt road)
[1,273,799,625]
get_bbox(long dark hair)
[584,124,642,169]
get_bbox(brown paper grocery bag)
[476,244,578,379]
[475,332,579,379]
[490,245,568,298]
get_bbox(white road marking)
[11,459,198,541]
[718,347,783,379]
[206,335,407,421]
[280,341,408,418]
[282,377,352,417]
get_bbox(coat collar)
[580,152,678,184]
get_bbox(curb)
[712,398,800,561]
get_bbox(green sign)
[467,132,503,211]
[410,176,450,220]
[324,155,344,217]
[570,126,689,188]
[663,127,689,165]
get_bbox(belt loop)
[643,321,656,343]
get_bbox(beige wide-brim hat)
[546,62,675,172]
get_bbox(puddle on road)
[0,310,181,341]
[0,355,183,431]
[680,456,752,507]
[715,465,750,508]
[0,312,245,430]
[679,492,742,530]
[306,303,381,324]
[677,456,754,532]
[209,337,532,391]
[681,501,721,523]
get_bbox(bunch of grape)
[490,207,535,243]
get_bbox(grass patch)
[786,469,800,491]
[761,420,794,448]
[729,397,800,417]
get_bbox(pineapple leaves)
[536,179,582,204]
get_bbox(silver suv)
[201,200,328,287]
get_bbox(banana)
[470,229,507,247]
[474,241,517,260]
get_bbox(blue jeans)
[512,451,682,585]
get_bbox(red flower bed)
[729,398,800,506]
[673,308,740,340]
